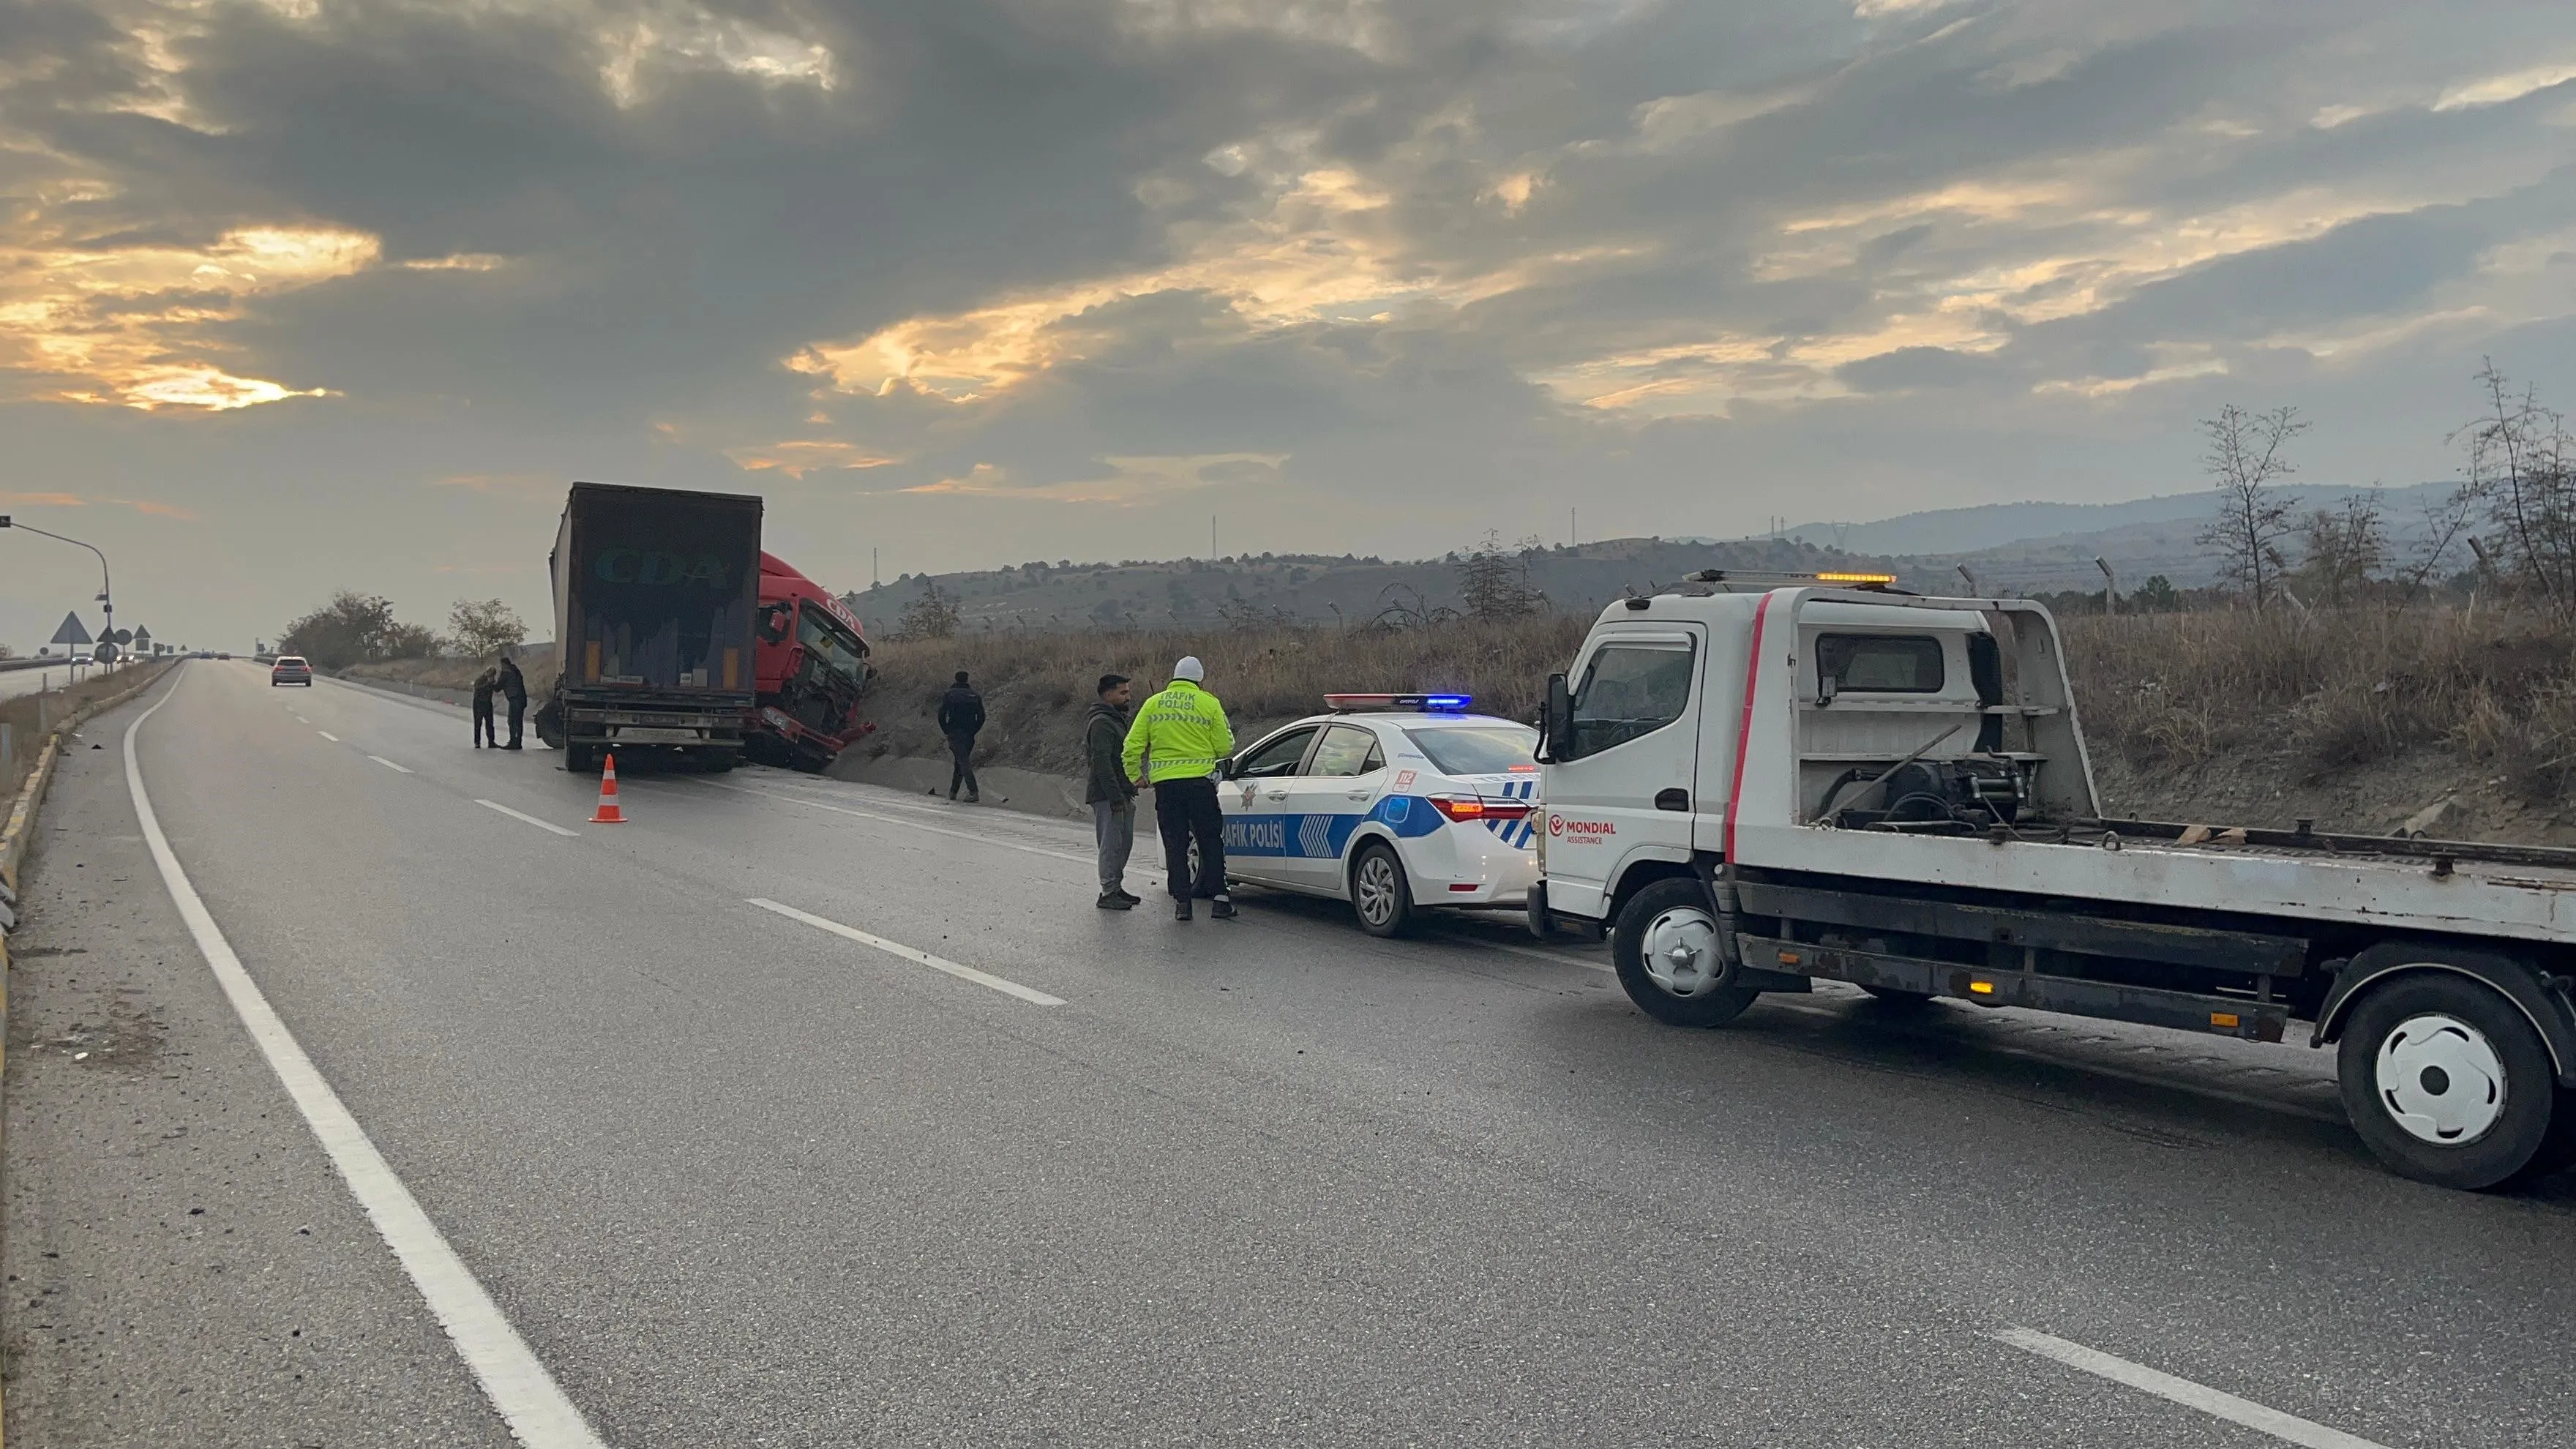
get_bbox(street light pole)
[0,515,114,663]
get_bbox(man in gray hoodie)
[1085,673,1142,910]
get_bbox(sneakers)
[1096,892,1135,910]
[1209,896,1238,920]
[1175,899,1193,921]
[1112,889,1142,905]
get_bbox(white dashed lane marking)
[475,800,580,837]
[1993,1329,2391,1449]
[747,898,1066,1007]
[367,755,413,774]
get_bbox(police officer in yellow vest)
[1123,656,1237,921]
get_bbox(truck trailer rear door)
[1539,626,1704,920]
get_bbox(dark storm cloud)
[4,0,2576,650]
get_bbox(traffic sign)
[50,612,91,647]
[111,628,132,645]
[94,640,119,663]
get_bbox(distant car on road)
[270,656,314,686]
[217,652,232,660]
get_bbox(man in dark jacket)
[937,670,984,801]
[1084,673,1140,909]
[471,667,501,749]
[496,653,528,750]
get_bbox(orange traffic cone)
[590,752,627,823]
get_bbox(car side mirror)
[1541,673,1573,762]
[1219,756,1239,782]
[1817,674,1838,708]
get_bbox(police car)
[1217,694,1541,937]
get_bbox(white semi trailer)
[1530,572,2576,1189]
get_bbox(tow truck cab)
[1532,577,2091,929]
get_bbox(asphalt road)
[6,659,2572,1447]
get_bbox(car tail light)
[1430,796,1532,823]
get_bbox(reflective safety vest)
[1122,680,1235,785]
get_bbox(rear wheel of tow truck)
[564,744,596,774]
[2337,973,2567,1190]
[1351,842,1414,937]
[695,746,739,774]
[1611,878,1759,1028]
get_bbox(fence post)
[2,722,12,780]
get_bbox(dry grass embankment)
[860,616,1592,776]
[341,644,559,698]
[2065,606,2576,840]
[1,662,175,804]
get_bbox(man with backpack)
[937,670,985,802]
[1121,656,1235,921]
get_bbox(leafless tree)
[2195,404,2308,610]
[2398,486,2478,601]
[2451,360,2576,616]
[2296,495,2386,605]
[1455,531,1546,621]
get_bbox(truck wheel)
[564,745,595,774]
[2337,973,2566,1190]
[1612,878,1759,1028]
[1351,842,1414,937]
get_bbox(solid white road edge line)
[746,897,1066,1007]
[123,688,607,1449]
[368,755,413,774]
[317,731,340,742]
[1993,1328,2391,1449]
[476,800,580,837]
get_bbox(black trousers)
[1153,776,1227,900]
[506,698,525,747]
[946,733,980,797]
[473,701,498,746]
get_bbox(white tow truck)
[1529,571,2576,1189]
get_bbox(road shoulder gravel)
[1,678,510,1448]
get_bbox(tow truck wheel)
[2337,973,2564,1190]
[1351,843,1414,937]
[1612,879,1758,1028]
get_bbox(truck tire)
[1351,842,1414,937]
[1612,878,1759,1028]
[564,744,596,774]
[2337,973,2569,1190]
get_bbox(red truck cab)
[747,552,875,771]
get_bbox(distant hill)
[841,481,2474,637]
[841,536,1902,637]
[1792,482,2458,594]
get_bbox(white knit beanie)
[1172,655,1206,682]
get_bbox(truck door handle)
[1656,789,1690,812]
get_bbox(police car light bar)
[1325,693,1474,712]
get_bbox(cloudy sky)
[4,0,2573,650]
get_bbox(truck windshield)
[1405,724,1538,776]
[796,604,869,681]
